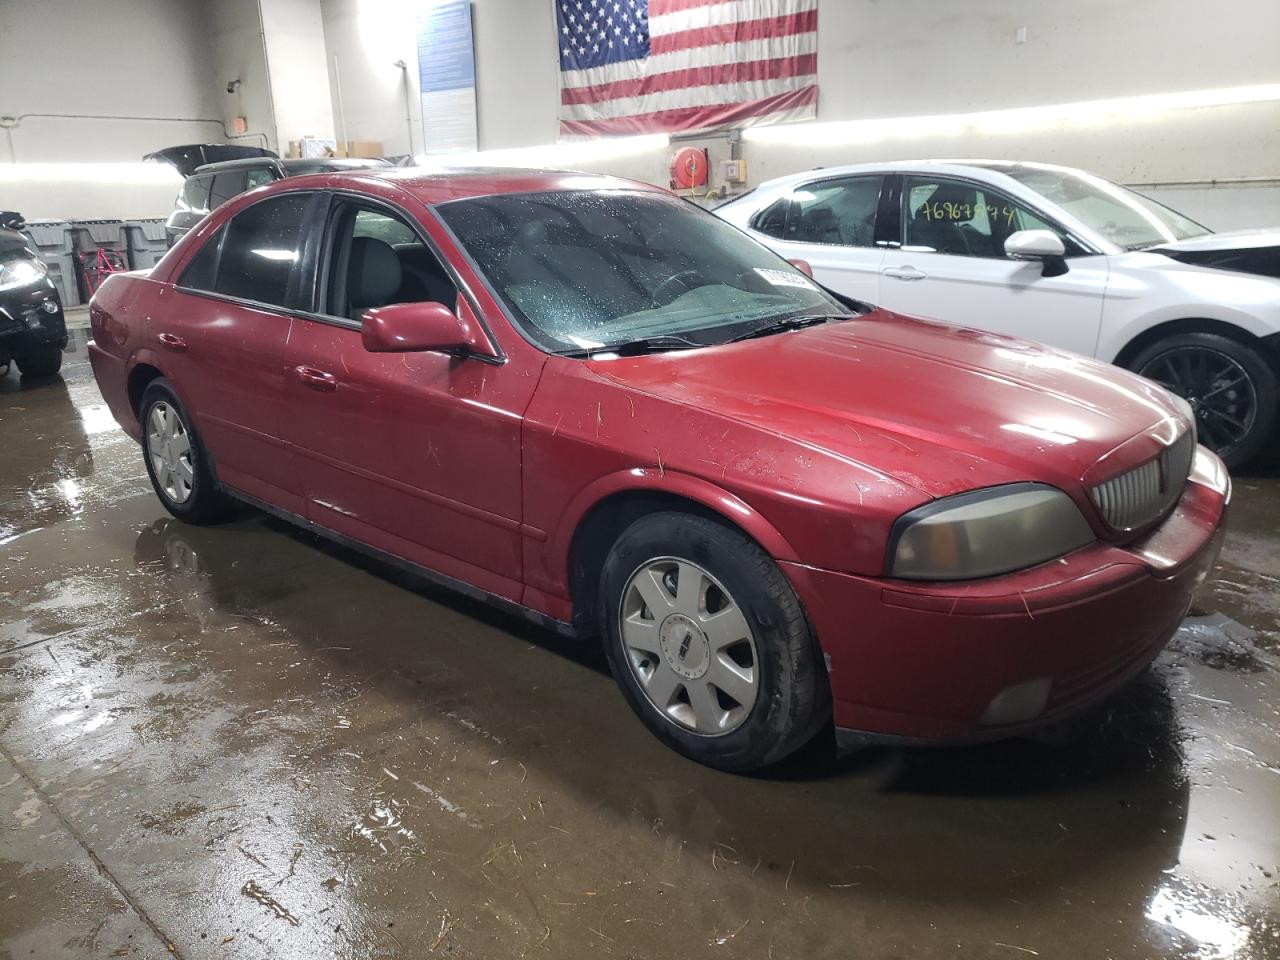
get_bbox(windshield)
[998,165,1210,250]
[435,189,845,354]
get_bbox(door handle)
[294,365,337,392]
[157,332,188,351]
[882,266,928,281]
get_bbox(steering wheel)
[651,270,703,307]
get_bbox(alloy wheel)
[146,401,195,504]
[1139,346,1257,456]
[619,557,759,736]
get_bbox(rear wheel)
[599,511,830,772]
[14,343,63,379]
[139,380,232,524]
[1131,332,1278,469]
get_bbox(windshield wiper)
[727,312,846,343]
[559,334,705,358]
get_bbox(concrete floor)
[1,323,1278,959]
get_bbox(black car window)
[213,193,312,307]
[752,197,791,239]
[902,176,1071,258]
[208,170,249,210]
[245,167,275,190]
[789,176,882,247]
[325,205,457,322]
[179,175,212,215]
[178,225,224,291]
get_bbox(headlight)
[0,256,47,292]
[888,482,1094,580]
[1168,392,1198,448]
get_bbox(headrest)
[348,236,402,308]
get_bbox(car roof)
[747,158,1088,191]
[190,156,392,176]
[265,166,666,206]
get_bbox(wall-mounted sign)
[417,0,478,154]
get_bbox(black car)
[0,213,66,379]
[163,156,393,246]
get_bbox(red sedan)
[88,168,1229,771]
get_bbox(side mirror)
[1004,230,1069,277]
[786,258,814,278]
[361,301,495,357]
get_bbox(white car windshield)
[999,166,1210,251]
[436,189,846,355]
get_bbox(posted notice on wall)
[417,0,478,154]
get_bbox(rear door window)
[178,225,223,290]
[213,193,314,307]
[208,170,249,211]
[752,197,792,239]
[789,176,882,247]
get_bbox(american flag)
[556,0,818,136]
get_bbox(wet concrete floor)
[1,327,1277,959]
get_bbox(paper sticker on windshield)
[754,268,817,289]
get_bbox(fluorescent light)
[743,84,1280,146]
[0,163,183,185]
[414,133,669,170]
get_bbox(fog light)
[41,299,59,314]
[980,677,1052,726]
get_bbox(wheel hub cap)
[618,557,759,736]
[146,401,194,505]
[659,613,710,679]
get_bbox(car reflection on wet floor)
[1,328,1277,959]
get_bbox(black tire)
[1129,332,1279,470]
[14,343,63,379]
[138,379,232,524]
[599,511,830,772]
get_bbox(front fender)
[549,466,803,585]
[1100,259,1280,362]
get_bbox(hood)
[588,311,1184,500]
[1151,229,1280,279]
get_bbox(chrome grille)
[1089,428,1195,532]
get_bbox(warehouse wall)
[814,0,1275,123]
[320,0,421,156]
[0,0,224,162]
[313,0,1280,229]
[0,0,277,219]
[2,0,1278,227]
[261,0,337,148]
[205,0,278,153]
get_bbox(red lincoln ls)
[88,168,1229,771]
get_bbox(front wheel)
[599,512,830,772]
[139,379,232,524]
[1131,332,1278,469]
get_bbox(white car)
[716,160,1280,467]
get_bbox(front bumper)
[0,277,67,352]
[783,446,1230,744]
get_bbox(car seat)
[346,236,402,320]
